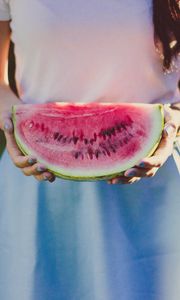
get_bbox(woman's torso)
[6,0,180,104]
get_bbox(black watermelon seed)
[100,143,111,157]
[90,139,94,145]
[99,130,107,140]
[102,150,106,156]
[106,129,112,137]
[53,132,59,140]
[109,145,116,153]
[88,148,93,160]
[111,128,116,136]
[62,137,67,143]
[84,138,88,145]
[58,135,63,142]
[75,152,79,159]
[68,137,73,143]
[116,124,122,133]
[73,136,79,145]
[95,149,101,159]
[105,148,111,156]
[94,133,97,141]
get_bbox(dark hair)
[153,0,180,71]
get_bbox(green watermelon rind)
[12,103,164,181]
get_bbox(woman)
[0,0,180,299]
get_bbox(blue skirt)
[0,150,180,300]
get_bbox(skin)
[0,21,180,184]
[108,105,180,184]
[0,21,55,182]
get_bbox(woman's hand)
[0,109,56,182]
[108,104,180,185]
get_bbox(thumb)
[1,115,14,135]
[163,122,177,138]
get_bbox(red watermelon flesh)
[12,102,164,180]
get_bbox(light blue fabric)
[0,150,180,300]
[0,1,180,299]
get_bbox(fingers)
[34,172,56,182]
[2,112,28,164]
[107,166,159,184]
[5,129,56,181]
[5,131,34,168]
[12,155,37,168]
[3,118,22,159]
[1,111,56,182]
[5,132,56,181]
[136,122,177,170]
[22,163,46,176]
[124,167,159,178]
[22,163,56,182]
[22,163,55,182]
[2,118,13,134]
[1,111,14,135]
[118,122,178,183]
[157,122,177,157]
[108,176,141,185]
[136,157,162,169]
[163,122,177,138]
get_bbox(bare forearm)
[0,21,20,115]
[170,101,180,111]
[169,102,180,134]
[0,82,20,113]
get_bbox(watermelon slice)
[12,102,164,181]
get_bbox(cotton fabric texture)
[0,1,180,300]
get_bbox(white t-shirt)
[0,0,180,104]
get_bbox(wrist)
[163,103,180,134]
[169,101,180,111]
[0,83,20,113]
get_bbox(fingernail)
[112,179,119,184]
[139,162,145,168]
[43,173,54,181]
[164,124,176,137]
[125,171,136,177]
[37,166,46,172]
[49,177,55,183]
[28,158,37,165]
[107,180,113,184]
[4,123,10,131]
